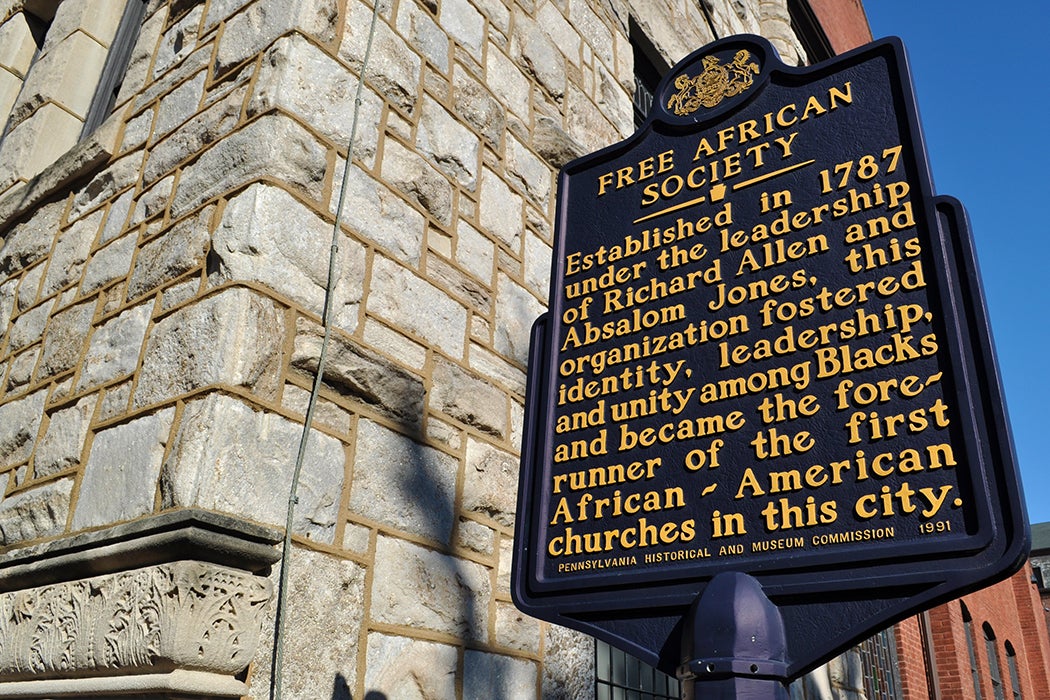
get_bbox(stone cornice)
[0,508,282,592]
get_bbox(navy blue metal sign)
[512,35,1027,679]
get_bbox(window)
[595,639,679,700]
[857,627,901,700]
[629,19,667,127]
[1006,642,1023,700]
[0,0,146,196]
[961,608,986,700]
[984,624,1005,700]
[963,605,984,700]
[791,629,901,700]
[80,0,147,138]
[786,0,834,65]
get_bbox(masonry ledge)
[0,669,248,698]
[0,109,122,234]
[0,508,282,592]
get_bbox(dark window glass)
[964,605,984,700]
[80,0,148,138]
[595,639,679,700]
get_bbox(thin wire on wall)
[698,0,720,41]
[269,3,382,698]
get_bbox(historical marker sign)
[512,35,1027,677]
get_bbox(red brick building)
[890,562,1050,700]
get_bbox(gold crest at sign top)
[666,50,760,115]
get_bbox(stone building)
[6,0,1039,698]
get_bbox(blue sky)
[863,2,1050,524]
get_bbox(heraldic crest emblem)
[666,50,760,115]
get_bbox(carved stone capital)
[0,511,280,698]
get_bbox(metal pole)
[677,572,790,699]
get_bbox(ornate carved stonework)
[0,561,271,685]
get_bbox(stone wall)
[0,0,811,696]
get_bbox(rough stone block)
[251,34,381,163]
[524,230,553,297]
[536,3,581,60]
[368,255,467,359]
[485,43,530,121]
[212,184,365,332]
[338,11,421,113]
[381,138,452,225]
[37,300,94,379]
[371,535,490,639]
[0,477,73,546]
[331,160,425,264]
[452,67,505,149]
[280,384,351,434]
[246,547,365,697]
[99,188,135,244]
[431,359,508,438]
[0,279,15,337]
[76,303,151,393]
[141,84,245,186]
[462,438,518,526]
[361,318,427,371]
[134,288,284,406]
[0,200,64,277]
[0,389,46,469]
[152,70,207,140]
[568,0,613,66]
[495,601,541,653]
[543,624,597,699]
[349,419,457,543]
[565,82,619,153]
[64,152,142,225]
[479,167,523,252]
[34,396,95,478]
[7,300,51,353]
[515,15,566,101]
[363,633,458,699]
[131,174,174,224]
[16,263,43,311]
[292,318,425,431]
[494,272,545,366]
[160,393,344,542]
[455,218,495,283]
[170,114,326,218]
[5,346,37,391]
[439,0,484,59]
[396,0,450,72]
[151,5,204,80]
[214,0,339,74]
[70,408,175,530]
[457,516,494,555]
[417,94,480,189]
[127,205,212,300]
[80,230,137,295]
[463,650,537,700]
[42,209,102,298]
[119,108,154,155]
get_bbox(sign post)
[512,35,1028,684]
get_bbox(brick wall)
[895,566,1050,700]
